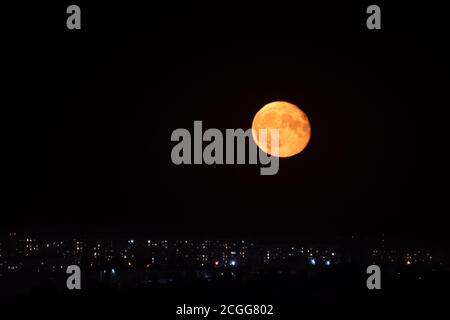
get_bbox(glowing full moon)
[252,101,311,157]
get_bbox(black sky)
[3,3,445,244]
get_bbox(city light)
[0,234,443,284]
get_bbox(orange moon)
[252,101,311,157]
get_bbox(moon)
[252,101,311,157]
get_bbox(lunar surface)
[252,101,311,157]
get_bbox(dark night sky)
[3,3,445,244]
